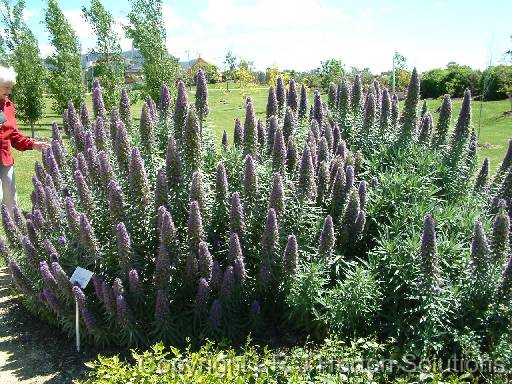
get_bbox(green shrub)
[2,69,512,368]
[77,338,508,384]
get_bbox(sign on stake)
[70,267,94,352]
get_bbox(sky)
[9,0,512,73]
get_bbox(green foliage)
[4,66,512,372]
[481,65,512,106]
[82,0,125,111]
[125,0,177,101]
[11,29,45,136]
[0,0,45,135]
[319,58,345,90]
[421,63,481,99]
[44,0,85,112]
[78,338,501,384]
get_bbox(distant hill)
[80,49,196,72]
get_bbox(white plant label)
[70,267,94,289]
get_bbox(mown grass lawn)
[8,86,512,215]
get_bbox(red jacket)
[0,97,34,166]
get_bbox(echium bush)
[4,69,512,368]
[3,75,371,348]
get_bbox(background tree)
[1,0,45,137]
[319,59,345,90]
[223,50,237,90]
[82,0,124,111]
[125,0,177,101]
[236,59,256,93]
[265,64,280,86]
[44,0,84,112]
[0,34,9,65]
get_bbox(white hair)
[0,66,17,86]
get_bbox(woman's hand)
[33,141,50,151]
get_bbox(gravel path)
[0,267,93,383]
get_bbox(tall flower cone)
[268,173,285,217]
[283,234,299,275]
[173,80,189,143]
[298,84,308,119]
[266,86,278,120]
[399,68,420,142]
[297,145,316,201]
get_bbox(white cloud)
[162,4,186,30]
[433,2,445,8]
[22,8,37,21]
[113,17,132,52]
[63,9,93,39]
[38,43,55,58]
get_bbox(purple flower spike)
[233,117,243,148]
[155,289,170,321]
[215,162,229,204]
[399,68,420,141]
[209,299,222,328]
[222,130,229,150]
[64,197,80,236]
[318,215,335,259]
[92,83,106,118]
[187,201,204,250]
[195,69,209,121]
[189,171,206,214]
[119,88,132,129]
[272,128,286,175]
[261,208,279,262]
[267,115,278,155]
[420,213,440,286]
[243,101,258,156]
[173,81,189,143]
[195,277,211,308]
[211,261,223,292]
[102,281,116,315]
[491,200,510,263]
[165,135,182,189]
[8,259,32,293]
[139,102,155,155]
[79,213,99,256]
[287,79,298,113]
[220,266,235,298]
[470,220,491,273]
[159,83,171,118]
[80,102,91,129]
[73,170,94,212]
[107,180,125,225]
[43,288,61,313]
[276,76,286,114]
[128,147,150,207]
[418,112,433,144]
[128,269,141,294]
[266,86,278,119]
[298,84,308,119]
[283,234,299,275]
[257,119,266,148]
[183,107,202,172]
[297,145,317,201]
[116,222,133,276]
[229,192,245,238]
[155,167,169,210]
[243,155,258,207]
[198,241,213,281]
[268,173,285,217]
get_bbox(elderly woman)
[0,66,47,212]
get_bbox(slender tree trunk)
[31,122,35,138]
